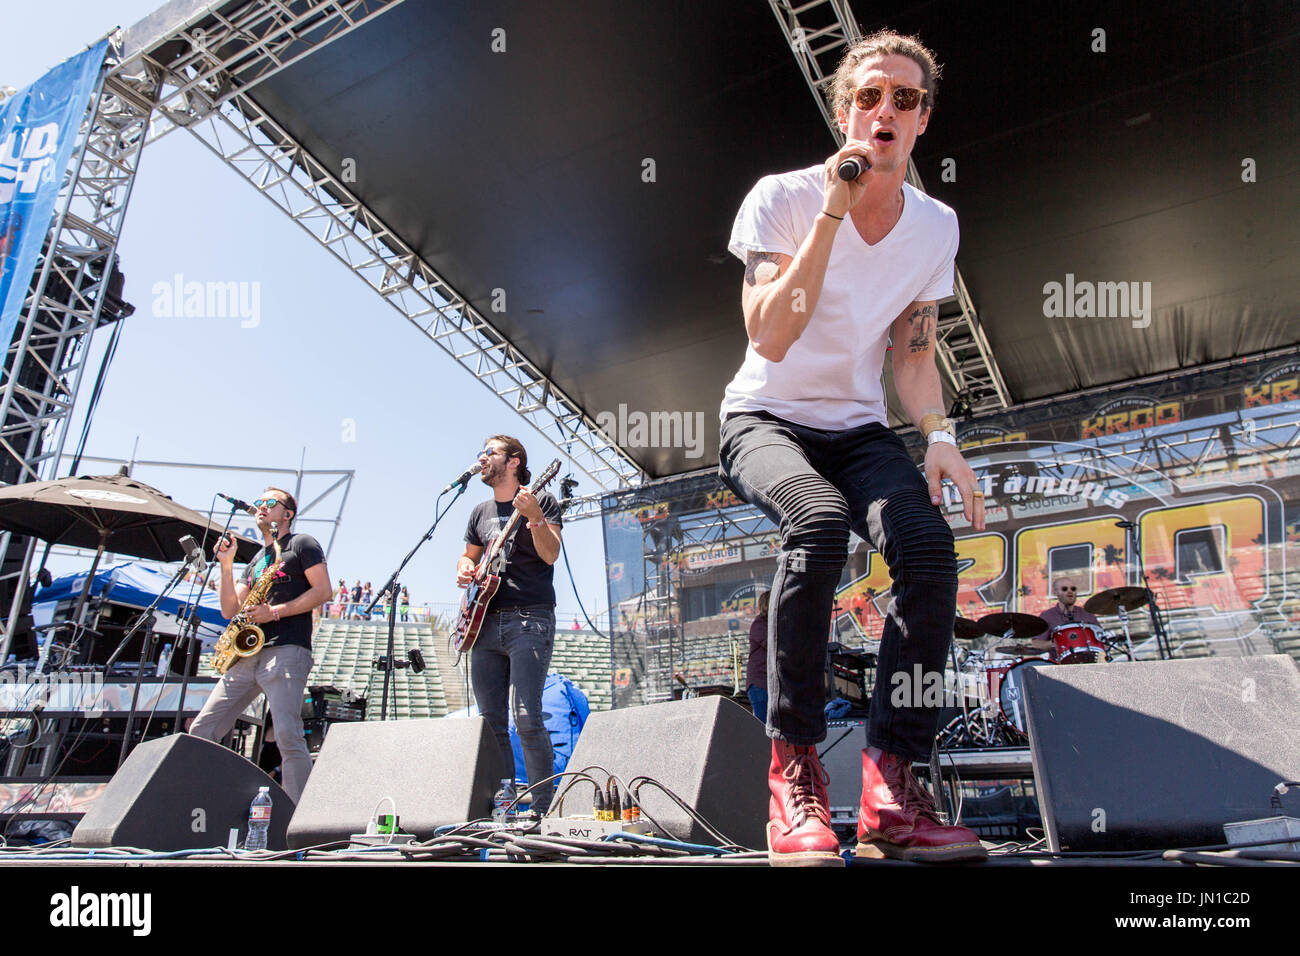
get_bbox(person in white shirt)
[718,29,987,866]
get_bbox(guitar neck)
[480,461,560,572]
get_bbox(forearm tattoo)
[906,304,935,353]
[744,250,783,287]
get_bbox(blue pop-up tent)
[449,673,590,788]
[32,562,229,639]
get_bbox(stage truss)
[111,0,646,495]
[0,33,155,650]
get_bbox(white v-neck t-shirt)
[720,165,959,430]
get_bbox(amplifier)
[305,685,366,722]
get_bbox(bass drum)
[998,659,1057,737]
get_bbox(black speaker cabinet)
[562,696,769,849]
[285,716,506,849]
[1021,655,1300,852]
[71,733,292,851]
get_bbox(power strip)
[348,833,415,848]
[540,817,654,840]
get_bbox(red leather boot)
[856,746,987,863]
[767,740,844,867]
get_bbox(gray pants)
[470,606,555,811]
[189,644,314,802]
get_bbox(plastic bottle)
[491,778,516,823]
[245,786,272,850]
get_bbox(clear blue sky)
[1,0,613,622]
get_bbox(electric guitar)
[453,458,562,657]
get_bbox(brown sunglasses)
[852,85,927,112]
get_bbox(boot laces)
[886,756,941,824]
[783,749,831,826]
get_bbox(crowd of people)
[321,579,413,621]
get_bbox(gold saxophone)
[210,525,284,675]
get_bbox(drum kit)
[938,587,1150,748]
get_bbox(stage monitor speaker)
[1022,655,1300,852]
[562,696,768,849]
[285,716,506,849]
[71,733,292,851]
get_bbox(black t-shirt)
[465,491,563,609]
[240,532,325,650]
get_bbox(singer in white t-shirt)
[718,30,987,866]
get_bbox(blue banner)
[0,39,108,349]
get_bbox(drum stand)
[1115,605,1137,660]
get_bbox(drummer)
[1037,578,1102,634]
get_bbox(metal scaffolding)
[122,0,405,145]
[96,0,648,493]
[767,0,1012,416]
[169,88,645,492]
[0,33,155,649]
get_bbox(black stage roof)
[152,0,1300,477]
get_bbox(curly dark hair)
[486,434,531,485]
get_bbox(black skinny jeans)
[719,411,957,761]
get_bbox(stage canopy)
[32,561,228,633]
[133,0,1300,477]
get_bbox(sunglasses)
[852,85,927,112]
[1058,586,1077,592]
[253,498,285,509]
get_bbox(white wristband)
[926,431,957,447]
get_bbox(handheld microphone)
[440,462,483,495]
[179,534,207,573]
[837,154,871,181]
[218,492,257,516]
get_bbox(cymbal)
[954,617,992,641]
[995,639,1053,656]
[1084,586,1150,615]
[979,611,1049,640]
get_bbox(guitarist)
[456,435,563,814]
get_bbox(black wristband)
[820,209,844,221]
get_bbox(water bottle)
[491,778,516,823]
[245,786,272,850]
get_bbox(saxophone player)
[188,488,332,802]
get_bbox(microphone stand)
[105,559,193,767]
[172,502,242,730]
[1120,520,1171,660]
[366,482,469,720]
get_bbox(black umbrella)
[0,475,262,648]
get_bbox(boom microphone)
[440,462,483,495]
[218,492,257,516]
[837,154,871,181]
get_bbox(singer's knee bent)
[875,487,958,587]
[767,473,851,573]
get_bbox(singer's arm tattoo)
[906,303,935,353]
[744,250,784,287]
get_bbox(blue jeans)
[720,411,957,761]
[747,686,768,724]
[470,605,556,810]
